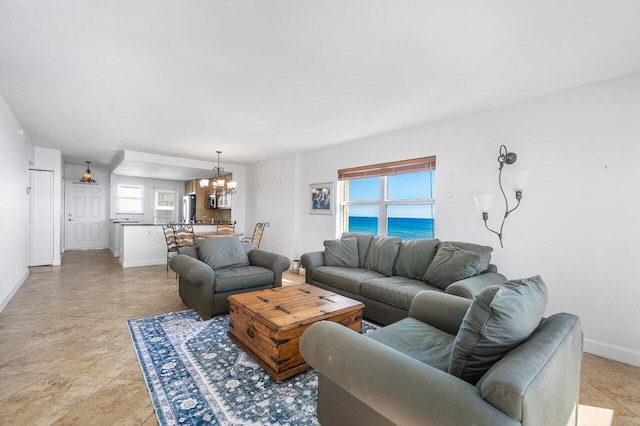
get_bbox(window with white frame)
[117,184,144,214]
[339,157,436,239]
[154,189,176,223]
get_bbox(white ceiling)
[1,1,639,173]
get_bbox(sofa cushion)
[364,235,402,276]
[366,317,455,371]
[196,237,250,270]
[423,243,482,290]
[449,276,548,385]
[446,241,493,273]
[311,266,385,295]
[324,238,360,268]
[341,232,374,268]
[214,266,274,292]
[361,276,442,311]
[394,238,440,280]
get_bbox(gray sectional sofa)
[301,232,507,325]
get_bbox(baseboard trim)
[584,338,640,367]
[119,258,165,268]
[109,247,120,258]
[0,269,29,313]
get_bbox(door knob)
[68,218,75,221]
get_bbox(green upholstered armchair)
[300,279,583,426]
[169,236,290,319]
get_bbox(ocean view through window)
[339,157,435,240]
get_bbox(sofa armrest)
[300,321,518,426]
[176,246,199,258]
[445,272,507,299]
[169,254,215,287]
[300,251,324,283]
[247,250,291,288]
[408,291,471,335]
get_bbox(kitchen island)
[112,222,240,268]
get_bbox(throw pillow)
[394,238,440,280]
[423,243,482,290]
[446,241,493,273]
[448,276,548,385]
[341,232,374,267]
[323,238,360,268]
[196,237,250,270]
[363,235,402,276]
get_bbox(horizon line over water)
[348,216,434,239]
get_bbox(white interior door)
[65,181,108,250]
[29,170,54,266]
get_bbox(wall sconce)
[473,145,529,247]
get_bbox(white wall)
[33,147,63,265]
[0,94,31,311]
[245,153,301,256]
[247,72,640,366]
[228,166,247,233]
[110,174,185,223]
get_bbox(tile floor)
[0,249,638,425]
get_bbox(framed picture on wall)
[310,182,333,215]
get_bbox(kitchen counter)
[112,223,166,267]
[115,222,231,226]
[111,222,241,267]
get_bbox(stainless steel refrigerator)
[182,194,196,223]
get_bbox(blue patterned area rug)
[128,309,377,425]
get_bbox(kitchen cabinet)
[185,180,197,195]
[184,177,233,223]
[195,180,208,222]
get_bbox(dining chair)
[216,221,236,235]
[241,222,270,249]
[161,223,178,271]
[174,223,196,247]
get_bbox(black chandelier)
[200,151,237,196]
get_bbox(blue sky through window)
[388,171,433,199]
[348,204,378,217]
[348,177,379,201]
[348,172,434,218]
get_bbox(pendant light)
[79,161,97,184]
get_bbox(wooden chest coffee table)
[227,284,364,381]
